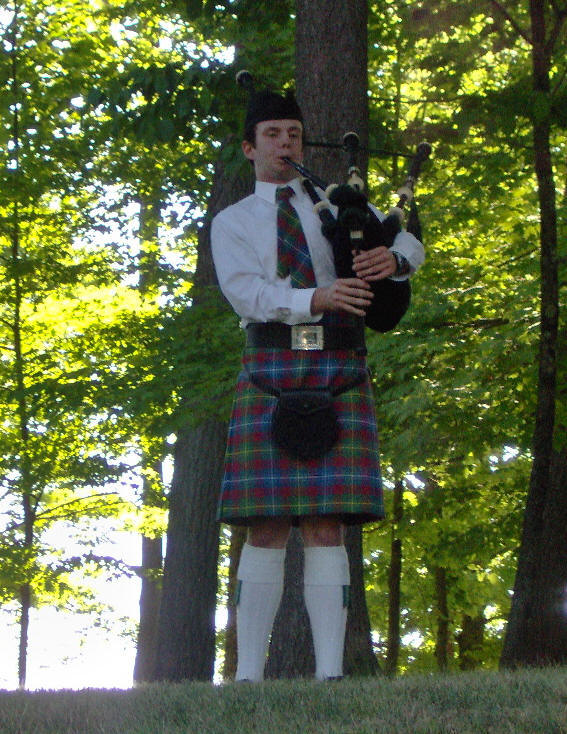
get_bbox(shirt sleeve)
[389,230,425,280]
[211,210,321,326]
[368,203,425,281]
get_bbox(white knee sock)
[235,542,286,682]
[304,545,350,680]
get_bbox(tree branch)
[500,247,539,267]
[489,0,532,44]
[549,0,567,17]
[0,316,14,330]
[34,492,127,522]
[2,492,127,535]
[545,6,567,57]
[433,317,511,330]
[551,64,567,96]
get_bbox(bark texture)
[154,420,225,681]
[457,614,485,671]
[500,0,564,668]
[385,481,404,676]
[133,532,163,682]
[223,525,246,680]
[266,530,315,678]
[343,526,380,675]
[295,0,369,185]
[434,566,450,671]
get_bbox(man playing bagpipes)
[211,75,424,682]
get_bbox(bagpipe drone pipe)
[283,135,431,333]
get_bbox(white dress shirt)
[211,177,425,328]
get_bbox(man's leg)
[235,518,290,682]
[301,517,349,680]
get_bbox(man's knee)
[247,518,291,548]
[301,517,343,547]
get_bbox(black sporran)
[272,388,339,460]
[246,369,366,462]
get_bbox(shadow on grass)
[1,668,567,734]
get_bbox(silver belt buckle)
[291,324,324,350]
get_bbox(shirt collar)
[255,177,302,204]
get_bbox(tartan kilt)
[217,346,384,526]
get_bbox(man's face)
[242,119,303,184]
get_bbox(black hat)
[237,71,303,140]
[244,89,303,130]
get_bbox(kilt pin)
[217,184,384,526]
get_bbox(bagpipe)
[283,134,431,332]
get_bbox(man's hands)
[352,246,397,281]
[310,246,398,317]
[311,278,373,317]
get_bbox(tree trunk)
[152,145,253,681]
[385,481,404,676]
[154,420,225,681]
[268,0,378,678]
[9,11,34,688]
[295,0,369,186]
[134,194,165,684]
[223,525,246,680]
[434,566,450,671]
[15,306,33,690]
[535,448,567,656]
[503,447,567,665]
[500,0,563,668]
[18,583,30,689]
[343,526,380,675]
[266,530,315,678]
[133,532,163,682]
[457,614,485,671]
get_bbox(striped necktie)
[276,185,316,288]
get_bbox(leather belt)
[245,322,366,353]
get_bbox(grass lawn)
[1,668,567,734]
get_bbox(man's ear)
[241,139,255,162]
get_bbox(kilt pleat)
[217,347,384,525]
